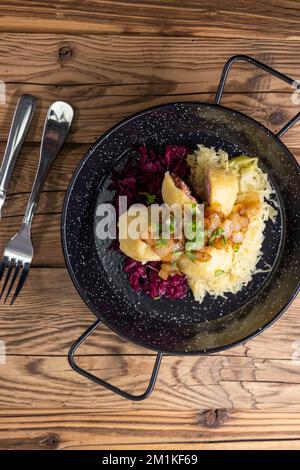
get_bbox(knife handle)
[0,94,36,194]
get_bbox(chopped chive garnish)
[215,269,225,277]
[191,203,198,215]
[185,251,197,263]
[140,192,156,204]
[155,238,168,248]
[185,238,203,251]
[209,228,224,245]
[169,220,175,234]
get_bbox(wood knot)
[39,433,60,450]
[269,111,286,126]
[197,409,229,428]
[58,45,73,63]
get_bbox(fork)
[0,101,74,304]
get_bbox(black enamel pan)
[62,55,300,400]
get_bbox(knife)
[0,94,37,218]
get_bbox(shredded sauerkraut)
[187,145,277,302]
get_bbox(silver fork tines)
[0,223,33,304]
[0,100,74,305]
[0,258,29,305]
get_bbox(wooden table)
[0,0,300,450]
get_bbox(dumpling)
[205,167,238,216]
[118,211,160,263]
[178,247,233,281]
[162,171,196,207]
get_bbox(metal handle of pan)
[215,54,300,138]
[68,319,163,401]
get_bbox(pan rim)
[61,100,300,355]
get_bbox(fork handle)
[23,101,74,226]
[0,94,36,195]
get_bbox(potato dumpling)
[162,171,196,207]
[178,246,233,281]
[206,167,238,216]
[118,211,160,263]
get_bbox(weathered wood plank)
[0,409,300,450]
[0,268,298,361]
[0,0,299,452]
[69,442,300,450]
[0,143,87,195]
[1,34,300,90]
[0,213,63,267]
[0,1,300,39]
[3,191,64,217]
[1,85,300,145]
[0,353,300,409]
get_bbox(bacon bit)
[194,248,212,262]
[213,237,228,250]
[204,204,224,218]
[158,262,182,280]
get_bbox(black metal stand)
[215,54,300,138]
[68,319,163,401]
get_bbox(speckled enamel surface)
[61,103,300,354]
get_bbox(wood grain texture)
[0,268,298,360]
[0,1,300,39]
[1,34,300,90]
[1,352,300,410]
[0,213,63,267]
[0,143,87,194]
[1,85,300,145]
[0,0,300,450]
[0,409,300,450]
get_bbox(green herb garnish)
[215,269,225,277]
[153,296,161,300]
[185,251,197,263]
[221,236,227,246]
[191,203,198,215]
[185,238,203,251]
[209,228,224,245]
[140,192,156,204]
[233,244,240,253]
[186,219,204,241]
[155,238,168,248]
[169,219,175,235]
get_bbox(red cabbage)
[110,145,190,300]
[124,259,189,300]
